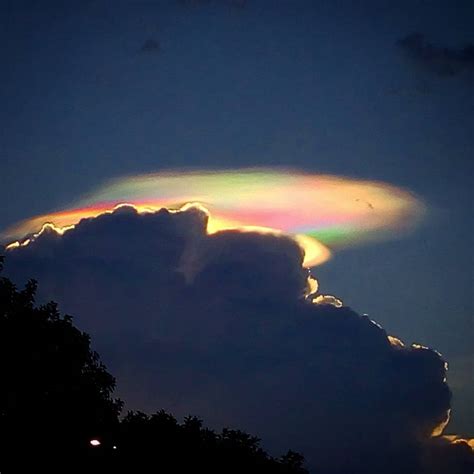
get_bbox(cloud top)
[2,169,425,268]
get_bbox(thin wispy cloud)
[140,38,161,54]
[397,33,474,79]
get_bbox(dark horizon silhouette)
[0,258,309,473]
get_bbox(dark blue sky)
[1,0,472,434]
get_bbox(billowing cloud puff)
[3,206,472,473]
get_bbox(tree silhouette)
[0,257,122,472]
[0,258,308,473]
[112,410,309,473]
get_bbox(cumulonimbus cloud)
[3,205,472,473]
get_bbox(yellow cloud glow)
[2,169,425,269]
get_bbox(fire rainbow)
[2,169,426,267]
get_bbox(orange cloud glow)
[2,169,425,268]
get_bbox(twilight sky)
[1,0,473,461]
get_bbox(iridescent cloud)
[2,169,425,267]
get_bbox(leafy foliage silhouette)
[0,257,122,471]
[110,410,308,473]
[0,258,308,473]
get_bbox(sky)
[0,0,473,470]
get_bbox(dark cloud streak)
[397,33,474,78]
[140,38,161,54]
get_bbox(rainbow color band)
[2,169,425,267]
